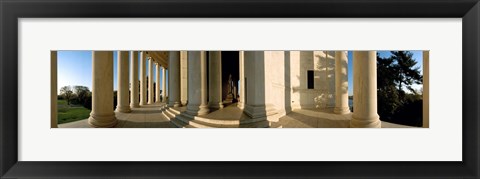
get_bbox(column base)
[88,113,117,128]
[186,104,210,116]
[243,104,277,119]
[208,102,224,109]
[169,101,182,107]
[130,103,140,108]
[115,106,131,113]
[224,94,234,103]
[350,114,381,128]
[237,101,244,109]
[333,107,351,114]
[139,101,147,106]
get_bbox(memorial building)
[51,51,429,128]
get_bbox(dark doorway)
[221,51,240,102]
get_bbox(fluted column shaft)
[180,51,188,105]
[208,51,224,109]
[168,51,181,107]
[162,66,167,102]
[186,51,210,115]
[116,51,131,113]
[237,51,245,109]
[351,51,381,128]
[88,51,117,127]
[156,63,161,103]
[139,52,147,105]
[130,51,139,108]
[148,57,154,104]
[334,51,350,114]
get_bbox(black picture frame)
[1,0,479,178]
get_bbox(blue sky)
[346,51,423,94]
[57,51,167,93]
[57,51,423,95]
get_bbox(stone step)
[168,108,182,115]
[177,113,271,128]
[175,114,198,125]
[187,119,217,128]
[160,111,173,121]
[190,118,271,128]
[164,109,177,118]
[170,117,193,128]
[161,107,275,128]
[160,108,172,118]
[181,112,271,126]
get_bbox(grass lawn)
[58,100,91,124]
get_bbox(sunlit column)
[148,57,154,104]
[243,51,279,118]
[51,51,58,128]
[130,51,139,108]
[208,51,224,109]
[351,51,381,128]
[334,51,350,114]
[168,51,181,107]
[237,51,245,109]
[139,51,147,105]
[88,51,117,127]
[186,51,210,115]
[180,51,188,105]
[116,51,131,113]
[162,66,167,102]
[155,63,161,103]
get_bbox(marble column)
[130,51,139,108]
[334,51,350,114]
[423,51,429,128]
[208,51,224,109]
[88,51,117,127]
[156,63,161,103]
[237,51,245,109]
[148,57,154,104]
[168,51,181,107]
[161,66,167,102]
[165,69,169,99]
[186,51,210,115]
[180,51,188,105]
[115,51,131,113]
[243,51,277,118]
[51,51,58,128]
[139,52,147,105]
[351,51,381,128]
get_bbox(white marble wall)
[285,51,337,110]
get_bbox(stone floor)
[58,103,413,128]
[59,103,175,128]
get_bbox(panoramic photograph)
[50,50,428,128]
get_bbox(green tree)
[377,54,401,119]
[60,86,74,105]
[73,85,92,109]
[377,51,424,126]
[390,51,423,95]
[73,86,90,105]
